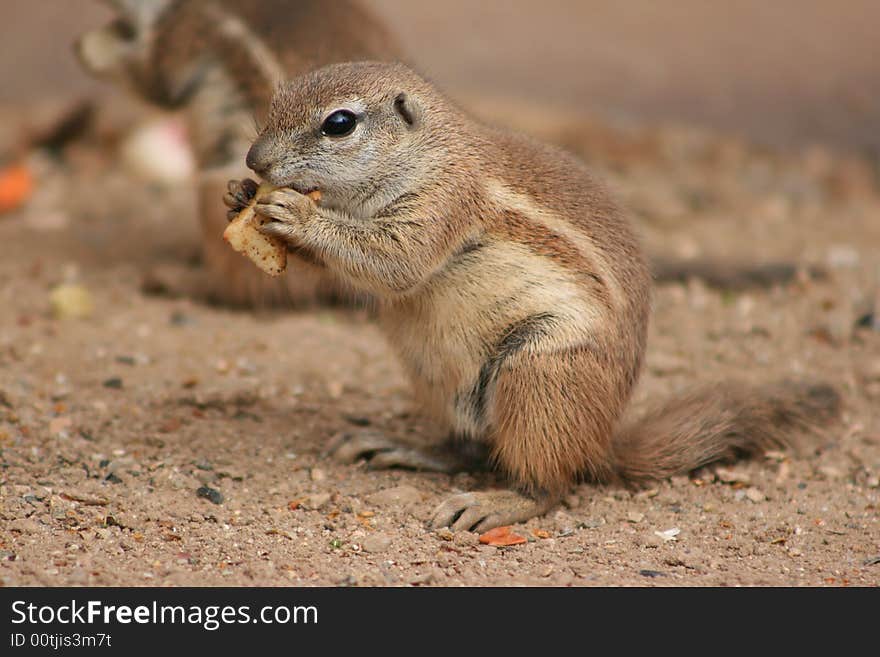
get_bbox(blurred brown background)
[3,0,880,152]
[2,1,879,590]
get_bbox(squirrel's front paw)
[222,178,259,220]
[253,188,316,243]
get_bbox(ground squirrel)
[75,0,401,307]
[225,61,841,531]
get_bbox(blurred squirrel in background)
[76,0,402,307]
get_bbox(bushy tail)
[612,381,841,487]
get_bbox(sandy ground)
[0,2,879,587]
[0,95,878,587]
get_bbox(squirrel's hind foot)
[430,490,557,533]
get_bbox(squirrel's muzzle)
[245,138,271,175]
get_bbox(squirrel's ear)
[393,93,420,129]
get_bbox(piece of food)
[223,185,323,277]
[223,182,287,277]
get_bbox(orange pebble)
[478,525,528,547]
[0,163,34,213]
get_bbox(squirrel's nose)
[245,139,271,174]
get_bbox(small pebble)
[9,518,41,534]
[410,570,437,586]
[715,467,751,485]
[68,569,90,586]
[579,517,605,529]
[196,486,224,505]
[816,465,844,480]
[310,468,327,482]
[654,527,681,542]
[642,535,663,549]
[49,284,93,320]
[196,470,215,485]
[856,313,878,332]
[436,528,454,541]
[360,533,392,554]
[639,569,667,578]
[48,416,72,436]
[102,377,123,389]
[626,511,645,523]
[744,487,766,503]
[366,485,422,507]
[306,492,331,509]
[826,305,856,344]
[169,311,192,326]
[826,244,859,269]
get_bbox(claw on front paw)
[223,178,259,216]
[254,190,312,225]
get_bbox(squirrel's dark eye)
[321,109,358,137]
